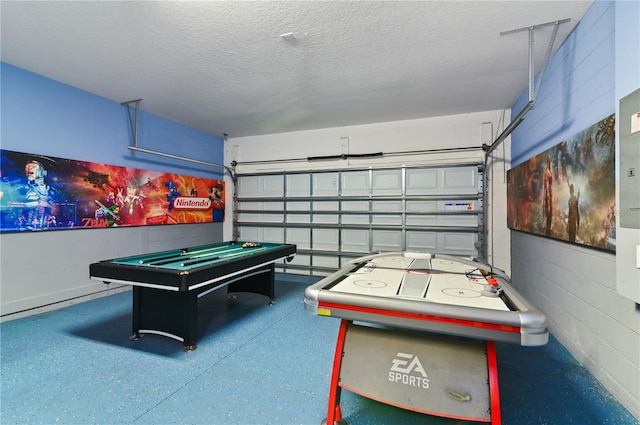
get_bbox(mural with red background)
[0,149,225,233]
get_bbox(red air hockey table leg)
[322,319,349,425]
[486,340,502,425]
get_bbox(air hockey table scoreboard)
[304,251,548,425]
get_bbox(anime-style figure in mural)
[209,183,225,222]
[20,160,56,230]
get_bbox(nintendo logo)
[173,197,212,210]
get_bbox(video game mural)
[0,149,225,233]
[506,114,616,252]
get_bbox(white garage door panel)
[342,201,369,211]
[238,227,285,244]
[314,214,339,224]
[313,229,339,251]
[406,215,478,227]
[313,255,340,269]
[263,228,285,243]
[287,228,311,249]
[290,253,310,267]
[342,229,370,252]
[372,169,402,196]
[239,175,284,197]
[314,201,339,210]
[286,174,310,197]
[372,215,402,225]
[441,233,478,252]
[238,213,283,223]
[341,171,370,196]
[405,169,438,194]
[342,214,369,225]
[238,176,261,196]
[239,226,260,241]
[313,201,339,224]
[442,167,478,193]
[372,230,403,252]
[372,200,402,212]
[313,172,339,196]
[263,202,284,210]
[406,231,438,251]
[287,215,311,224]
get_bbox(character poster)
[0,149,226,233]
[507,114,615,252]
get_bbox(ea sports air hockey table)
[90,241,295,351]
[304,251,548,425]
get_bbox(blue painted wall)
[1,62,224,178]
[0,62,225,319]
[510,1,615,165]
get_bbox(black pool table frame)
[90,243,296,350]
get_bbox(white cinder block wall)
[509,1,639,419]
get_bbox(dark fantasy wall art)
[0,149,226,233]
[507,114,616,252]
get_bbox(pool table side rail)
[90,244,296,292]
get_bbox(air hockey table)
[304,251,548,425]
[90,241,296,351]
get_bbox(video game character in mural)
[209,183,225,222]
[95,200,122,227]
[122,187,146,215]
[19,160,57,230]
[81,168,110,190]
[567,183,580,243]
[165,181,181,212]
[543,155,553,237]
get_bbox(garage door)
[235,163,484,275]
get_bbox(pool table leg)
[226,264,276,304]
[131,286,199,350]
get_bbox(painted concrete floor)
[1,275,637,425]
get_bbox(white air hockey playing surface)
[305,251,547,346]
[326,255,510,312]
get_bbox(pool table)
[90,241,296,350]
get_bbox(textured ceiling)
[1,1,593,138]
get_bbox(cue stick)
[149,246,247,266]
[180,257,220,267]
[141,245,232,265]
[180,247,268,267]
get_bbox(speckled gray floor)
[1,274,637,425]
